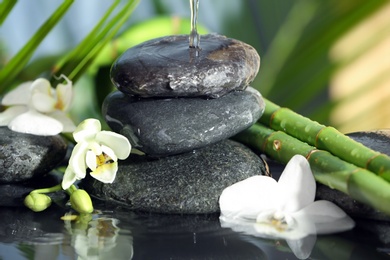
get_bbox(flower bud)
[24,193,52,212]
[70,189,94,214]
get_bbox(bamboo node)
[273,140,282,151]
[269,109,278,127]
[366,153,381,170]
[306,149,319,160]
[314,126,327,147]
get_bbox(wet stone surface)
[111,34,260,98]
[316,130,390,220]
[0,127,68,183]
[103,88,265,157]
[0,179,66,207]
[347,130,390,155]
[83,139,267,214]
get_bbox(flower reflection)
[219,155,355,259]
[63,213,133,260]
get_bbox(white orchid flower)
[219,155,355,259]
[0,75,75,136]
[62,119,131,190]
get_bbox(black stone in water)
[111,34,260,98]
[103,88,265,157]
[0,127,67,183]
[83,139,267,214]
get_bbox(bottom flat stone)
[82,139,266,214]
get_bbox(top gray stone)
[0,127,67,183]
[110,34,260,98]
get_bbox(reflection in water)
[0,204,389,259]
[63,213,133,260]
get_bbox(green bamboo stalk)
[0,0,74,91]
[259,98,390,181]
[0,0,17,25]
[234,123,390,215]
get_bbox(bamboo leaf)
[255,0,388,122]
[0,0,17,25]
[52,0,139,84]
[257,0,320,96]
[65,0,140,83]
[51,0,121,78]
[0,0,74,92]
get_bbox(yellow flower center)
[269,216,289,232]
[96,152,114,167]
[55,99,64,110]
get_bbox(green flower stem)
[234,123,390,215]
[259,98,390,181]
[30,184,63,194]
[65,184,78,196]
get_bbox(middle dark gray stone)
[103,88,265,157]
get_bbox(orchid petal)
[96,131,131,159]
[31,92,56,113]
[1,82,32,105]
[294,200,355,234]
[101,145,118,162]
[219,175,278,219]
[90,161,118,183]
[0,106,28,125]
[286,235,317,260]
[31,78,52,95]
[69,142,88,179]
[48,111,76,132]
[86,150,97,171]
[88,141,102,155]
[62,167,78,190]
[55,76,73,111]
[276,155,315,213]
[8,110,63,136]
[73,119,101,142]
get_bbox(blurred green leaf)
[0,0,17,25]
[52,0,139,84]
[0,0,74,92]
[257,0,388,119]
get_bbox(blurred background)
[1,0,389,133]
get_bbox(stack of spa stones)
[84,34,267,214]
